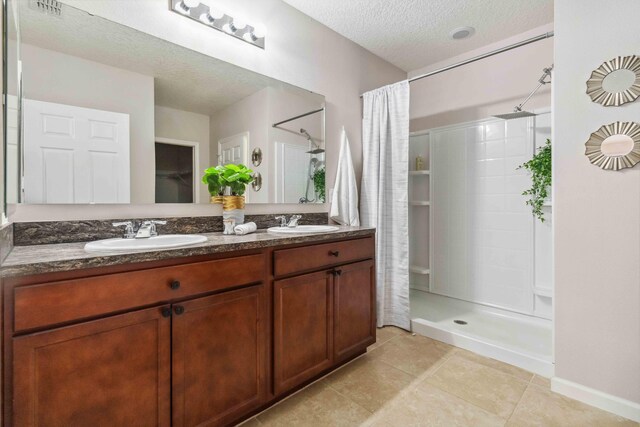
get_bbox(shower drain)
[453,320,468,325]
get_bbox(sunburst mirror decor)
[586,55,640,106]
[585,122,640,171]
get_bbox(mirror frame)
[586,55,640,107]
[585,121,640,171]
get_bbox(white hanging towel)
[330,127,360,226]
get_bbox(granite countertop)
[1,227,375,278]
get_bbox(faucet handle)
[113,221,135,239]
[275,215,288,227]
[148,220,167,237]
[287,215,302,228]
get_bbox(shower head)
[300,128,325,154]
[306,148,325,154]
[493,65,553,120]
[492,109,538,120]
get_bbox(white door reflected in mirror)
[600,134,635,157]
[601,69,637,93]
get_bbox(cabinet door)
[172,285,267,427]
[334,260,376,362]
[13,306,171,427]
[274,270,333,395]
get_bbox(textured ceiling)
[282,0,554,72]
[18,2,320,116]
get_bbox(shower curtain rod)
[360,31,554,98]
[272,107,325,128]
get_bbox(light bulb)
[199,12,213,24]
[174,1,190,14]
[242,32,255,42]
[209,7,224,20]
[183,0,200,7]
[222,23,234,34]
[232,18,247,30]
[253,24,266,39]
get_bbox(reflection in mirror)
[585,121,640,171]
[4,0,20,210]
[586,55,640,107]
[600,134,635,157]
[6,0,325,205]
[602,69,636,94]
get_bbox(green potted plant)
[518,139,551,222]
[202,165,226,204]
[202,163,254,230]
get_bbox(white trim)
[412,318,554,377]
[155,136,200,204]
[551,377,640,422]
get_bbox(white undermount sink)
[267,225,340,234]
[84,234,208,252]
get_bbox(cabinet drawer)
[273,237,374,277]
[14,254,265,333]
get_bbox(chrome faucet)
[112,221,136,239]
[135,220,167,238]
[112,220,167,239]
[287,215,302,228]
[275,215,288,227]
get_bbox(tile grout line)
[505,381,534,424]
[423,354,529,423]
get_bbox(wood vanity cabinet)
[3,234,375,427]
[13,306,172,427]
[273,237,376,395]
[172,285,267,427]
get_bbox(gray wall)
[554,0,640,408]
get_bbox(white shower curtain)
[361,81,410,330]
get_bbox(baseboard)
[551,377,640,422]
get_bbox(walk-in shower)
[409,111,553,377]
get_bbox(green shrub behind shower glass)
[518,139,551,222]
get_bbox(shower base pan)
[410,290,553,377]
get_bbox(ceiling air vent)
[29,0,63,17]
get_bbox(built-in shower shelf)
[410,200,430,206]
[534,287,553,298]
[409,170,430,175]
[410,265,431,275]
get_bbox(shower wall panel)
[431,117,535,314]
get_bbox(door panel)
[23,99,130,203]
[274,270,333,395]
[172,285,267,427]
[13,307,171,427]
[334,260,376,362]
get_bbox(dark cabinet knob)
[170,280,181,290]
[161,307,172,318]
[329,250,340,257]
[174,305,185,315]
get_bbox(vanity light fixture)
[173,0,200,15]
[170,0,266,49]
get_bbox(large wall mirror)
[4,0,325,206]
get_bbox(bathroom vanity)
[1,228,375,427]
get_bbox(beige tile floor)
[240,327,638,427]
